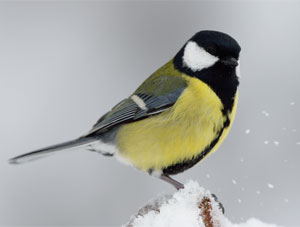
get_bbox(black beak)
[221,57,238,68]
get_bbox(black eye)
[205,46,217,55]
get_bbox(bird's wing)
[85,74,187,136]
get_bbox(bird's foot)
[211,193,225,214]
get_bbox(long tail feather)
[9,137,97,164]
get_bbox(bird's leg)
[159,174,184,190]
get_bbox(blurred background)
[0,1,299,226]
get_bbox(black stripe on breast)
[162,117,230,176]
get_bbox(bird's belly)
[116,77,228,172]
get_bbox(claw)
[211,193,225,214]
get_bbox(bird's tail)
[9,137,97,164]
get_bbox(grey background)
[1,1,300,226]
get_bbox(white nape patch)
[131,95,148,110]
[182,41,218,72]
[236,60,241,78]
[88,140,118,156]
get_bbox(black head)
[174,30,241,73]
[173,30,241,114]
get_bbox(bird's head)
[174,30,241,76]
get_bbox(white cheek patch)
[182,41,219,72]
[236,60,241,78]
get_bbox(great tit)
[9,30,241,190]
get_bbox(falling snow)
[264,141,269,145]
[273,141,279,146]
[232,179,237,185]
[245,129,250,134]
[261,110,270,117]
[267,183,274,189]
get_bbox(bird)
[9,30,241,190]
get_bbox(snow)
[261,110,270,117]
[244,129,250,134]
[232,179,237,185]
[264,141,269,145]
[273,141,279,146]
[289,102,295,106]
[267,183,275,189]
[126,181,285,227]
[127,181,222,227]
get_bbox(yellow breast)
[116,75,237,172]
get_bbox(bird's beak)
[220,57,238,68]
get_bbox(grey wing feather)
[85,87,185,136]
